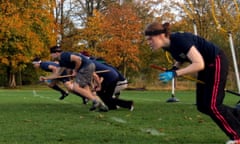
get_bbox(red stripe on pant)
[211,55,239,140]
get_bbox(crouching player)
[32,58,69,100]
[44,46,108,112]
[92,59,134,111]
[32,58,88,104]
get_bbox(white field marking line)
[109,116,165,136]
[32,90,68,103]
[110,116,127,123]
[140,128,165,136]
[32,90,83,107]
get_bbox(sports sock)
[52,85,66,94]
[72,91,88,104]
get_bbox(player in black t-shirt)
[85,54,128,99]
[32,58,69,100]
[42,46,108,112]
[79,52,133,111]
[32,58,88,104]
[92,59,134,111]
[145,22,240,143]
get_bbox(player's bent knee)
[64,82,74,91]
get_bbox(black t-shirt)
[40,61,59,72]
[165,32,220,64]
[59,52,92,70]
[92,60,119,83]
[40,61,68,77]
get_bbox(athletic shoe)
[89,101,98,111]
[82,98,89,104]
[89,100,108,112]
[98,104,109,112]
[226,140,240,144]
[59,92,69,100]
[129,101,134,111]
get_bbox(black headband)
[50,46,62,53]
[50,49,62,53]
[145,29,166,36]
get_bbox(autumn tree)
[0,0,56,87]
[72,0,118,23]
[78,2,142,77]
[100,3,142,77]
[55,0,113,49]
[54,0,79,48]
[210,0,240,90]
[173,0,240,54]
[78,9,106,55]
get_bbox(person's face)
[33,63,40,69]
[146,34,169,51]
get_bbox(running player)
[92,59,134,111]
[32,58,69,100]
[42,46,108,112]
[80,52,133,111]
[144,22,240,144]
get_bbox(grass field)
[0,87,239,144]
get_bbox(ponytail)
[162,22,170,37]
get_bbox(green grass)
[0,88,239,144]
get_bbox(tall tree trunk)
[7,67,16,88]
[9,73,16,88]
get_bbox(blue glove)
[159,71,176,83]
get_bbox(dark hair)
[80,51,90,57]
[50,45,62,53]
[32,57,41,64]
[144,22,171,37]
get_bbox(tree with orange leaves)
[101,3,142,76]
[79,3,142,77]
[0,1,56,87]
[78,9,106,55]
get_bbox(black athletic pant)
[196,50,240,140]
[97,81,132,110]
